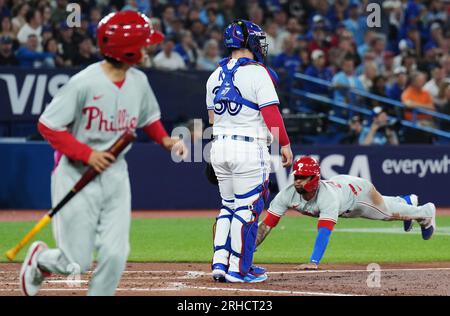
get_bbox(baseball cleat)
[401,194,418,232]
[225,271,268,283]
[19,241,50,296]
[211,263,227,283]
[249,265,266,276]
[420,203,436,241]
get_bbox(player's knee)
[100,243,129,266]
[221,199,235,210]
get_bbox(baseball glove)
[205,162,218,185]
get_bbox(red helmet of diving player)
[292,156,320,193]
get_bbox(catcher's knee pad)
[213,204,234,253]
[231,205,260,275]
[231,191,267,274]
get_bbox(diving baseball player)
[19,11,187,296]
[256,156,437,270]
[207,20,293,283]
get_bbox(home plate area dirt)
[1,262,450,296]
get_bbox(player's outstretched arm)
[256,222,272,247]
[297,219,336,270]
[256,211,281,247]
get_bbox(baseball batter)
[207,20,293,283]
[19,11,187,296]
[256,156,437,270]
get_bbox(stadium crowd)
[0,0,449,142]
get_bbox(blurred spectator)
[372,76,388,96]
[0,0,10,17]
[370,75,390,111]
[273,9,288,34]
[190,20,207,48]
[328,31,358,72]
[40,5,52,31]
[197,39,220,71]
[72,37,99,67]
[285,17,302,38]
[343,3,366,47]
[43,38,66,68]
[425,22,445,52]
[393,39,414,69]
[161,5,176,36]
[307,25,331,58]
[87,7,102,39]
[370,35,387,71]
[51,0,69,25]
[264,21,283,58]
[221,0,244,26]
[11,2,29,33]
[1,16,16,40]
[357,30,377,58]
[58,22,77,66]
[332,55,365,106]
[359,106,399,146]
[17,9,43,52]
[200,2,225,29]
[0,36,18,66]
[153,37,186,71]
[123,0,151,16]
[272,34,301,79]
[405,25,422,58]
[387,66,408,102]
[436,81,450,131]
[175,30,199,70]
[355,50,376,76]
[339,115,363,145]
[424,66,446,103]
[424,0,447,28]
[303,49,332,96]
[401,71,436,126]
[358,61,377,91]
[176,2,190,24]
[402,50,418,74]
[382,51,395,80]
[16,34,54,68]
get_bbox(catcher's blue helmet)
[223,19,268,63]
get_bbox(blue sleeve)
[310,227,332,264]
[358,127,369,145]
[16,48,53,61]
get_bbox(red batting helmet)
[292,156,320,193]
[96,11,164,64]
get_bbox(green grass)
[1,216,450,264]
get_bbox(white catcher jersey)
[206,58,279,141]
[40,62,161,158]
[268,175,367,223]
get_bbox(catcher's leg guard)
[212,202,234,267]
[229,182,268,275]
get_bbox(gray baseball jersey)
[39,62,161,159]
[268,175,364,223]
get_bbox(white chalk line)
[185,285,359,296]
[0,282,358,296]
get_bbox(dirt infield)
[1,262,450,296]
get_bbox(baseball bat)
[5,130,137,261]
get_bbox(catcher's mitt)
[205,162,218,185]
